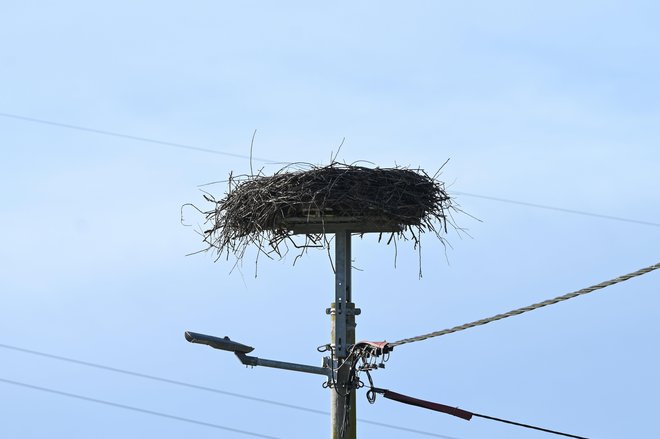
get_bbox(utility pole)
[329,230,358,439]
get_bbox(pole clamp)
[325,307,361,316]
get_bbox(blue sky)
[1,1,659,438]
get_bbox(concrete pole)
[330,230,357,439]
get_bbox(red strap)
[380,389,473,421]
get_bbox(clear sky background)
[1,1,659,438]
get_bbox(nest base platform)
[278,216,405,234]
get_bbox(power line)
[472,412,586,439]
[371,387,588,439]
[453,191,660,228]
[390,261,660,347]
[0,343,458,439]
[2,111,657,229]
[0,343,324,413]
[0,377,280,439]
[0,111,278,163]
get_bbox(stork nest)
[189,162,457,269]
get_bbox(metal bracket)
[234,352,331,377]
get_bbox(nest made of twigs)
[187,162,456,271]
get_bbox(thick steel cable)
[390,262,660,347]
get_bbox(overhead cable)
[453,191,660,228]
[0,111,278,163]
[1,111,658,229]
[370,387,588,439]
[0,377,280,439]
[390,261,660,347]
[0,343,458,439]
